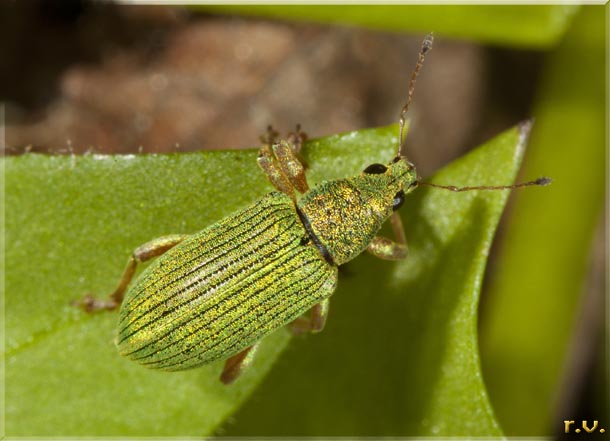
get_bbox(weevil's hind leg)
[220,343,259,385]
[73,234,189,313]
[366,212,408,260]
[288,299,330,335]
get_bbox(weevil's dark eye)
[392,190,405,211]
[363,163,387,174]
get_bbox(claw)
[287,124,307,145]
[72,294,118,313]
[259,125,280,145]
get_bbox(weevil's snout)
[391,155,416,172]
[389,156,419,190]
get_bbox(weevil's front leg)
[220,343,259,385]
[73,234,189,313]
[288,299,330,335]
[366,212,408,260]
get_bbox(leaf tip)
[515,118,535,158]
[518,117,534,141]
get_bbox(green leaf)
[201,5,578,48]
[5,123,529,436]
[480,6,607,435]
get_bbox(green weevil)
[75,34,549,384]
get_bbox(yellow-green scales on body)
[118,158,416,371]
[75,34,547,384]
[117,192,335,371]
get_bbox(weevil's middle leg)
[286,124,308,154]
[366,212,408,260]
[258,144,296,199]
[272,140,309,194]
[73,234,188,313]
[259,125,279,146]
[257,125,310,198]
[288,299,329,335]
[220,343,259,385]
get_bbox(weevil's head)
[358,155,419,214]
[298,155,418,266]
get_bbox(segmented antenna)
[419,176,552,192]
[398,33,434,158]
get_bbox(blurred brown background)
[2,0,542,179]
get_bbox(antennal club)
[398,33,434,158]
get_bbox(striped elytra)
[76,34,549,383]
[73,34,457,383]
[116,192,338,371]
